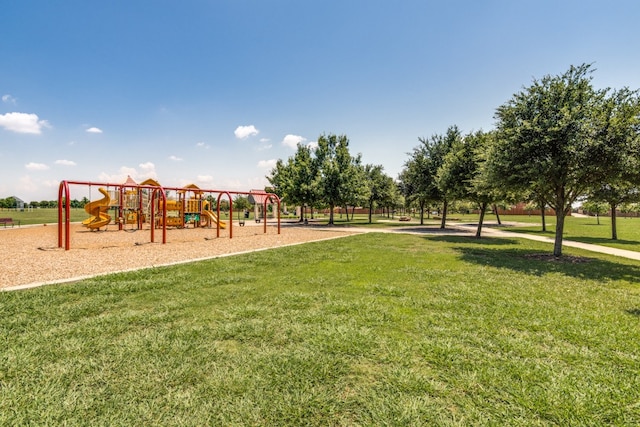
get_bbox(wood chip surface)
[0,222,355,290]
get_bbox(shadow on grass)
[426,235,521,246]
[425,235,640,283]
[626,308,640,317]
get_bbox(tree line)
[267,134,400,225]
[0,196,254,212]
[268,64,640,257]
[0,197,80,209]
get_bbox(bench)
[0,217,20,227]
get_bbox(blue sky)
[2,1,639,202]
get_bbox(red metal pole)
[58,181,67,249]
[228,195,233,239]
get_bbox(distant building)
[13,196,25,210]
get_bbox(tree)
[586,87,640,239]
[364,164,395,223]
[341,156,369,221]
[267,143,319,222]
[488,64,628,256]
[437,130,496,237]
[398,147,432,224]
[399,126,458,227]
[314,134,360,225]
[233,195,251,212]
[581,199,609,224]
[418,126,460,229]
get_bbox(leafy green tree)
[268,143,319,222]
[3,197,17,210]
[586,87,640,239]
[341,156,369,221]
[581,200,609,224]
[438,130,496,237]
[364,164,395,223]
[418,126,460,228]
[398,147,431,224]
[488,64,627,256]
[314,134,360,225]
[399,126,458,226]
[233,195,251,212]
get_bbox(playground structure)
[159,184,227,229]
[59,177,280,250]
[82,187,112,230]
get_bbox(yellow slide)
[82,187,112,229]
[203,210,226,228]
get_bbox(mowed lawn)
[1,233,639,425]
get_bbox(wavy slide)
[203,210,226,228]
[82,187,112,229]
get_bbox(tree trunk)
[440,200,448,229]
[368,202,373,224]
[492,204,502,225]
[328,203,334,225]
[540,202,547,232]
[553,204,567,257]
[419,200,425,225]
[476,202,487,238]
[611,202,618,240]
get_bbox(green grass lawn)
[0,208,86,225]
[331,212,640,253]
[1,233,639,425]
[0,208,284,226]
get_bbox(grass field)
[1,233,639,425]
[320,212,640,253]
[0,208,284,226]
[0,208,87,225]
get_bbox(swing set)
[58,179,281,250]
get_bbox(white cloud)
[138,162,157,180]
[98,163,157,184]
[281,134,306,149]
[307,140,319,150]
[18,175,38,194]
[86,127,103,134]
[0,112,50,134]
[55,159,77,166]
[25,162,49,171]
[168,155,183,161]
[42,180,60,190]
[2,94,17,104]
[196,141,210,149]
[234,125,259,139]
[257,159,277,169]
[196,175,215,186]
